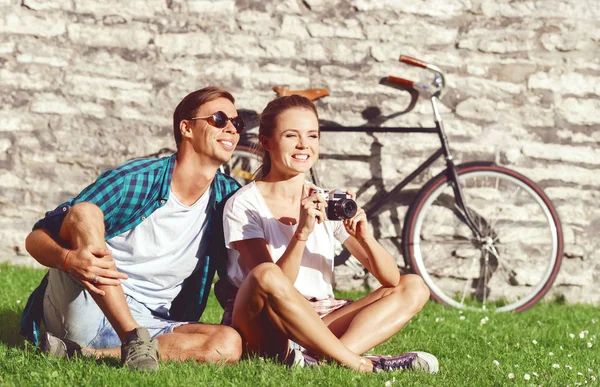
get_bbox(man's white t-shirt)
[106,188,211,315]
[223,182,349,300]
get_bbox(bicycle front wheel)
[403,162,563,312]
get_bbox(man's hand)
[65,245,128,296]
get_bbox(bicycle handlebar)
[387,76,414,88]
[399,55,428,69]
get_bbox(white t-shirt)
[223,182,349,300]
[106,188,211,315]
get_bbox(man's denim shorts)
[42,268,187,349]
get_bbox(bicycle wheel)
[402,162,563,312]
[222,136,263,185]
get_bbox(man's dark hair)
[172,86,235,148]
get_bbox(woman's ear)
[259,134,270,151]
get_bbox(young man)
[20,86,245,371]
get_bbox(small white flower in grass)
[515,364,519,368]
[537,320,542,326]
[524,374,531,381]
[578,372,584,376]
[566,365,573,370]
[459,310,463,314]
[467,354,471,359]
[568,354,573,357]
[16,300,21,304]
[435,317,440,323]
[508,373,515,379]
[591,375,596,381]
[549,352,554,356]
[532,372,539,377]
[493,360,500,366]
[580,331,589,339]
[560,346,564,350]
[460,316,466,320]
[487,341,492,345]
[480,317,488,325]
[592,319,597,324]
[587,342,593,348]
[532,340,538,345]
[589,368,593,373]
[553,364,560,369]
[570,333,576,339]
[385,381,393,387]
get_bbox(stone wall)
[1,0,598,303]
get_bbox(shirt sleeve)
[223,192,265,249]
[32,168,125,242]
[332,220,350,244]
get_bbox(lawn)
[0,263,597,386]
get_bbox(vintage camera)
[310,188,358,220]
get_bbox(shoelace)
[376,353,417,372]
[124,339,158,363]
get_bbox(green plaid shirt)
[20,154,240,345]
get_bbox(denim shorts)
[42,268,187,349]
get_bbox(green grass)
[0,263,597,386]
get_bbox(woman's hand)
[296,184,327,240]
[65,245,128,295]
[343,191,372,241]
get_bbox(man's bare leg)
[59,202,139,342]
[232,263,373,372]
[82,324,242,364]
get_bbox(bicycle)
[223,55,564,313]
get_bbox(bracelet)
[294,231,308,242]
[62,250,73,272]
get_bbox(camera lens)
[334,199,357,219]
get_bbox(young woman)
[218,95,438,373]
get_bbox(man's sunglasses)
[190,111,245,134]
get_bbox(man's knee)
[212,326,242,363]
[65,202,103,222]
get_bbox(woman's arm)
[341,202,401,287]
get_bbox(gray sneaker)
[40,332,87,358]
[121,327,159,372]
[367,352,439,374]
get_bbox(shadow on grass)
[0,307,26,348]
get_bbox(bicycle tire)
[222,136,263,185]
[402,162,563,313]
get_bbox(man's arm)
[26,201,128,296]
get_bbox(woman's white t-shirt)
[223,182,349,300]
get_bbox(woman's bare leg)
[322,274,430,355]
[232,262,372,371]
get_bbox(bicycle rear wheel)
[402,162,563,312]
[222,135,263,185]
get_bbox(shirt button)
[62,207,67,212]
[160,200,165,204]
[141,216,146,221]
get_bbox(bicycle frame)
[317,93,486,248]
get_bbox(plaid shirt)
[20,154,240,345]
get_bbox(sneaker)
[284,349,319,368]
[40,332,86,358]
[366,352,439,374]
[121,327,159,372]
